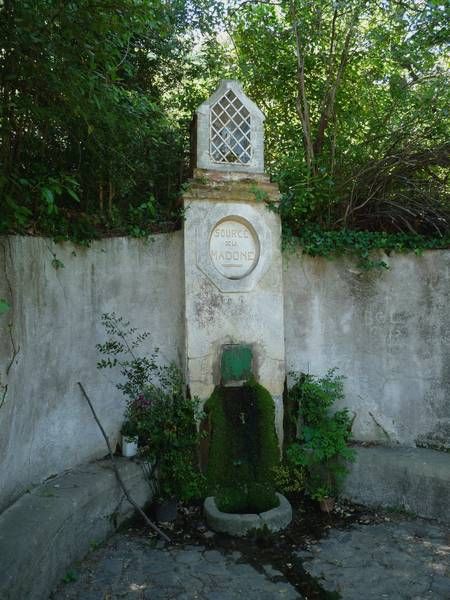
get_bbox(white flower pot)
[121,435,138,458]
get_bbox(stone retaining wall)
[343,446,450,523]
[0,458,152,600]
[284,250,450,448]
[0,234,184,512]
[1,234,449,513]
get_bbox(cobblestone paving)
[297,518,450,600]
[51,516,450,600]
[51,535,301,600]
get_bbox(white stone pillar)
[183,81,285,444]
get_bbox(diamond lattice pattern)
[210,90,251,164]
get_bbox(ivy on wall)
[283,225,450,270]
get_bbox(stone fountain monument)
[183,79,285,438]
[183,80,290,534]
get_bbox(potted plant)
[152,452,206,521]
[135,378,206,521]
[121,419,139,458]
[97,314,206,520]
[285,369,356,511]
[310,481,336,512]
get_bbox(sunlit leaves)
[0,0,219,240]
[227,0,449,234]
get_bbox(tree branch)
[77,381,170,543]
[314,6,360,156]
[290,0,314,174]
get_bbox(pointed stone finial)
[193,80,265,174]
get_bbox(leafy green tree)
[228,0,449,235]
[1,0,448,245]
[0,0,220,240]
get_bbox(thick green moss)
[215,486,248,513]
[216,483,279,514]
[247,482,279,513]
[204,380,280,513]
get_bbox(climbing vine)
[282,225,450,270]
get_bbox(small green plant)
[216,482,279,514]
[0,299,10,315]
[62,571,77,584]
[250,184,269,203]
[96,313,156,401]
[51,256,65,270]
[286,369,355,500]
[272,463,305,495]
[97,313,206,503]
[247,482,279,513]
[120,419,138,438]
[215,486,248,513]
[384,505,417,519]
[89,540,101,551]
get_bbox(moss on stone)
[215,486,248,513]
[216,483,279,514]
[247,482,279,513]
[204,380,280,513]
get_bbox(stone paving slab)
[296,518,450,600]
[50,536,301,600]
[50,515,450,600]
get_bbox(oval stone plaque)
[209,218,259,279]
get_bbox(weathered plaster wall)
[1,233,448,513]
[182,183,285,443]
[183,199,285,400]
[0,234,184,512]
[284,250,450,448]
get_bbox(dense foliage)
[285,370,355,500]
[96,313,205,502]
[0,0,220,241]
[282,224,450,269]
[230,0,449,237]
[128,385,206,502]
[1,0,449,254]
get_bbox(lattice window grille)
[210,90,252,165]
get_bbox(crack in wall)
[0,238,14,307]
[1,239,20,377]
[368,411,392,442]
[0,239,19,407]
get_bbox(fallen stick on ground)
[77,381,170,543]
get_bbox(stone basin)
[204,492,292,537]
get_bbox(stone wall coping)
[183,177,279,204]
[0,457,152,600]
[193,169,271,184]
[343,446,450,524]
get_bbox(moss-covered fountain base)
[204,492,292,536]
[202,378,293,535]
